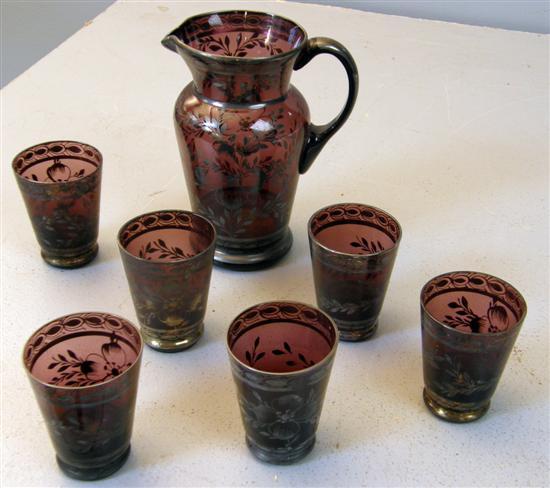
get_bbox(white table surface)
[1,1,548,486]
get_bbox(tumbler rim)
[12,139,102,186]
[117,209,217,265]
[226,300,339,376]
[22,311,144,391]
[420,270,528,337]
[308,202,402,259]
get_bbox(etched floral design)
[185,109,227,141]
[245,337,266,366]
[33,195,98,250]
[428,353,496,398]
[198,32,285,57]
[271,341,315,368]
[239,389,319,445]
[244,337,316,369]
[197,189,291,237]
[178,102,300,240]
[17,152,101,267]
[48,333,132,387]
[443,296,509,333]
[181,108,296,185]
[50,409,128,457]
[138,239,194,261]
[349,235,385,254]
[134,287,206,332]
[26,158,86,183]
[319,296,371,317]
[205,110,295,182]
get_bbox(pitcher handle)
[294,37,359,174]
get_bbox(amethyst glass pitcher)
[162,11,358,269]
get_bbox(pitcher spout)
[161,11,307,104]
[161,34,181,53]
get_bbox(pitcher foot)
[214,229,292,270]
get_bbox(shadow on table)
[297,328,425,460]
[130,343,240,469]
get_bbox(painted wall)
[1,1,549,88]
[294,1,550,34]
[1,1,114,87]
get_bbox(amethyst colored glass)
[12,141,102,268]
[227,301,338,464]
[421,271,527,422]
[23,312,143,480]
[308,203,402,341]
[162,11,358,269]
[118,210,216,352]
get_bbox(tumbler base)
[214,229,292,271]
[336,319,378,342]
[56,445,130,481]
[143,321,203,352]
[42,243,98,269]
[423,388,490,423]
[246,435,315,464]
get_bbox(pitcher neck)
[185,55,296,104]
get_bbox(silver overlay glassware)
[309,203,401,341]
[227,301,339,464]
[12,141,102,268]
[118,210,216,352]
[421,271,527,422]
[23,312,143,480]
[162,11,359,269]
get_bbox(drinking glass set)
[14,10,527,481]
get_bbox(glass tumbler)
[227,301,338,464]
[23,312,143,480]
[118,210,216,352]
[309,203,401,341]
[12,140,102,268]
[421,271,527,422]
